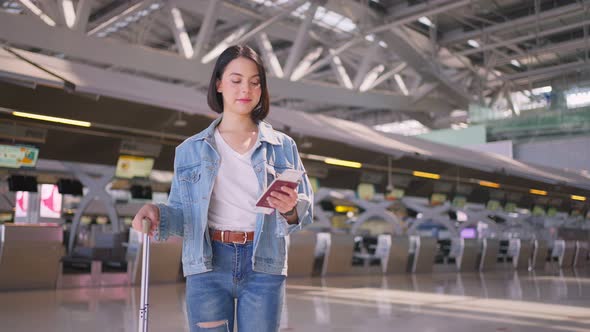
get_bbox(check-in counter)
[322,233,356,276]
[478,238,500,271]
[552,240,576,268]
[409,236,437,273]
[461,238,479,271]
[130,231,182,285]
[574,241,589,268]
[351,234,392,275]
[515,239,534,270]
[287,230,317,277]
[531,239,549,270]
[385,236,410,274]
[562,241,577,268]
[0,223,64,290]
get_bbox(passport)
[255,169,304,214]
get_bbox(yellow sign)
[115,155,154,179]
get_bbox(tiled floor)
[1,268,590,331]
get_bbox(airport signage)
[120,140,161,158]
[115,155,155,179]
[0,144,39,168]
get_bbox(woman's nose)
[241,83,250,93]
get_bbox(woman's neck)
[218,112,257,133]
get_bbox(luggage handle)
[138,218,151,332]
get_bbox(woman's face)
[216,57,262,117]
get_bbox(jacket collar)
[191,115,280,145]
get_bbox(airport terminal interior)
[1,0,590,331]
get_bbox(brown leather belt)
[210,229,254,244]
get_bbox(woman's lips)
[237,99,252,103]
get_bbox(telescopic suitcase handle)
[138,218,151,332]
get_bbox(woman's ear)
[216,79,221,93]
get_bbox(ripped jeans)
[186,240,286,332]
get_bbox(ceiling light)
[529,189,547,196]
[479,180,500,189]
[12,111,91,127]
[467,39,480,48]
[324,158,362,168]
[413,171,440,180]
[531,86,552,95]
[418,16,434,27]
[571,195,586,201]
[566,90,590,108]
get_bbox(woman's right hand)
[132,204,160,237]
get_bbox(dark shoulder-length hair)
[207,45,270,122]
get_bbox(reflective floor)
[1,268,590,332]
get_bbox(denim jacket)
[156,116,314,276]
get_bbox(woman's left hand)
[267,186,298,214]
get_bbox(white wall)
[515,135,590,172]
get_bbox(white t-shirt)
[207,128,259,232]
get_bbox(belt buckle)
[236,231,248,244]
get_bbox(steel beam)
[440,2,587,45]
[369,62,407,90]
[283,2,319,78]
[165,4,194,58]
[255,33,284,78]
[0,11,452,112]
[353,43,380,90]
[300,0,471,78]
[72,0,92,32]
[381,29,472,107]
[191,0,220,58]
[233,0,308,45]
[454,19,590,57]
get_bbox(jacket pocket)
[265,162,294,180]
[178,164,201,203]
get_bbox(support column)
[65,162,118,254]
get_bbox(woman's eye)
[231,80,241,84]
[251,81,260,86]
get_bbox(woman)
[132,45,313,332]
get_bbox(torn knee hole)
[196,320,227,328]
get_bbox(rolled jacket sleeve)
[275,139,314,237]
[154,153,185,241]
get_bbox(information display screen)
[504,202,517,213]
[452,195,467,208]
[430,193,447,206]
[39,184,62,219]
[115,155,154,179]
[460,227,476,239]
[357,183,375,201]
[15,191,29,217]
[385,188,405,201]
[486,200,501,211]
[0,145,39,168]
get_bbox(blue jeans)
[186,240,286,332]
